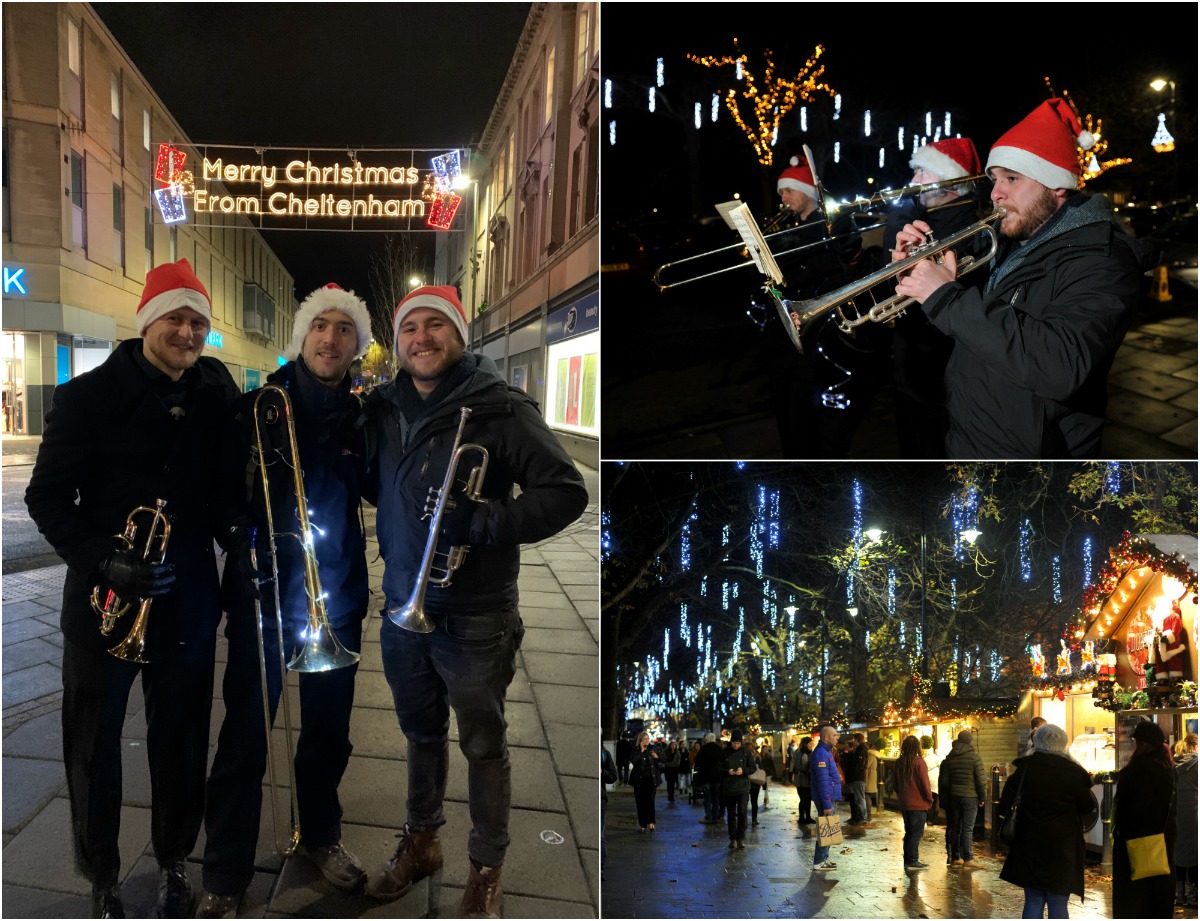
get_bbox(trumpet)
[388,406,489,633]
[91,498,171,664]
[777,207,1006,353]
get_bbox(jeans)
[380,604,523,868]
[950,796,979,861]
[726,792,748,841]
[703,782,722,821]
[1023,887,1070,918]
[944,796,959,859]
[814,839,831,866]
[203,613,362,895]
[902,809,928,865]
[848,780,867,822]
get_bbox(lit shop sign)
[205,331,223,349]
[546,292,600,344]
[152,144,466,231]
[3,266,28,295]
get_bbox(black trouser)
[725,792,749,841]
[202,611,362,896]
[749,782,761,822]
[633,781,656,827]
[665,769,678,801]
[797,784,813,821]
[62,631,216,888]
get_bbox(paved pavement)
[603,280,1198,460]
[1,443,600,919]
[602,781,1199,919]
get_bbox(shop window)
[2,333,26,435]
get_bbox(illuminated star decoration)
[153,143,190,224]
[1043,78,1131,182]
[688,39,836,166]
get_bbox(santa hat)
[284,284,372,361]
[392,285,468,352]
[986,98,1095,190]
[136,258,211,336]
[909,137,981,181]
[776,156,818,200]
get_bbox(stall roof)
[1084,534,1197,643]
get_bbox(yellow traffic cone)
[1150,264,1173,303]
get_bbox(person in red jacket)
[894,735,934,870]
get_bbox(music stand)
[714,200,802,351]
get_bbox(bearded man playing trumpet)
[892,99,1157,458]
[195,285,376,917]
[25,259,239,919]
[364,286,587,918]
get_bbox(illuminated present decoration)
[171,169,196,195]
[425,192,462,230]
[154,144,188,186]
[154,184,188,224]
[430,150,463,193]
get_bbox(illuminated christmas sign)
[151,143,468,230]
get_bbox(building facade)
[2,3,296,437]
[436,2,599,465]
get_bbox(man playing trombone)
[892,99,1157,458]
[364,286,587,918]
[25,259,239,919]
[196,285,375,916]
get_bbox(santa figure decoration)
[1157,599,1188,683]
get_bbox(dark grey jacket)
[920,193,1157,458]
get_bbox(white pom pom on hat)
[285,284,373,361]
[136,258,211,336]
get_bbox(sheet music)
[714,201,783,285]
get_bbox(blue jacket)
[810,741,842,812]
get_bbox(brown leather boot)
[459,863,503,918]
[365,825,443,901]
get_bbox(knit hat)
[136,258,211,336]
[957,730,975,744]
[909,137,981,181]
[392,285,468,351]
[730,729,744,742]
[1132,720,1165,747]
[284,284,372,361]
[986,98,1095,190]
[777,156,818,200]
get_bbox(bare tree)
[368,233,428,354]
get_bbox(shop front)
[544,289,598,465]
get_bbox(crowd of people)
[25,263,589,920]
[606,720,1197,919]
[764,97,1156,460]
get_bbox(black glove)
[98,546,176,599]
[224,525,263,605]
[440,493,483,546]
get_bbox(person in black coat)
[997,723,1096,918]
[629,731,661,831]
[694,733,726,824]
[25,259,239,919]
[196,285,376,916]
[601,740,618,879]
[616,734,634,785]
[1113,720,1178,918]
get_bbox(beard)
[1000,187,1059,241]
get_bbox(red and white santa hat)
[986,98,1095,191]
[909,137,981,181]
[776,156,818,200]
[285,283,373,361]
[136,258,211,336]
[392,285,468,352]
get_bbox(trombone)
[774,207,1006,353]
[91,498,171,664]
[249,383,361,854]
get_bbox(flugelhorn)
[92,498,171,664]
[388,406,489,634]
[776,207,1006,353]
[253,384,360,673]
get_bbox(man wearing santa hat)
[892,99,1158,458]
[25,258,239,919]
[195,284,376,916]
[364,285,588,917]
[883,138,990,458]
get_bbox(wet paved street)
[602,780,1175,919]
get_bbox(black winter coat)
[630,749,660,788]
[25,339,238,648]
[1113,753,1177,918]
[368,352,588,616]
[220,359,371,634]
[694,741,726,785]
[722,744,757,797]
[920,192,1157,458]
[998,753,1095,899]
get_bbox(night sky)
[601,4,1197,223]
[92,3,532,305]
